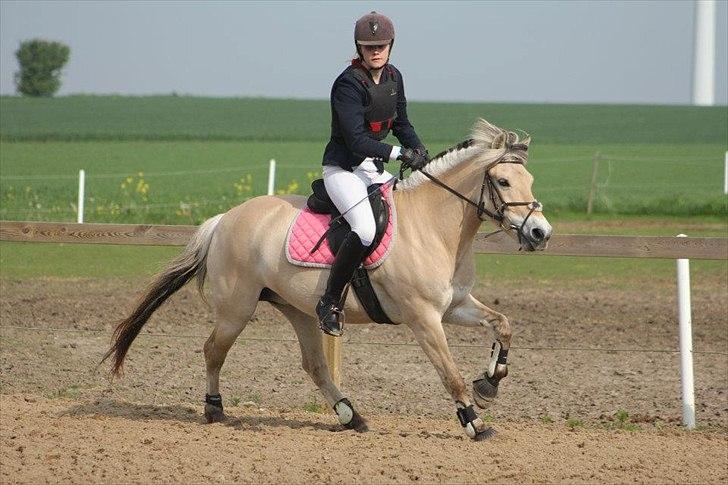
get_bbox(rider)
[316,11,429,337]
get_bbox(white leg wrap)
[487,341,501,377]
[456,402,485,439]
[487,340,509,380]
[464,422,477,438]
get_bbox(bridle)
[407,141,543,247]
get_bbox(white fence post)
[692,0,716,106]
[267,159,276,196]
[723,152,727,195]
[77,169,85,224]
[676,234,696,429]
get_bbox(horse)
[103,118,552,441]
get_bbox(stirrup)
[317,298,344,337]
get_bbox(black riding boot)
[316,231,369,337]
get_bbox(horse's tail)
[102,213,224,376]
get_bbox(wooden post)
[587,152,601,215]
[323,334,341,387]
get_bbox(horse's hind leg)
[275,304,368,432]
[203,285,260,423]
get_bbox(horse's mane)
[398,118,529,191]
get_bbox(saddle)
[306,178,390,258]
[284,179,395,325]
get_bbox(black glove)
[398,147,429,172]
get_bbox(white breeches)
[322,159,394,246]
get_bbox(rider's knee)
[351,224,375,247]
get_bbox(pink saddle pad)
[285,185,395,269]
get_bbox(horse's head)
[397,118,552,251]
[473,120,552,251]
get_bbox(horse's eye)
[498,178,510,188]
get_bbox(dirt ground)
[1,276,727,483]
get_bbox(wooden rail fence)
[2,221,726,259]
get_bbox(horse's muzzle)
[519,220,552,251]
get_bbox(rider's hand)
[398,147,428,172]
[414,146,429,160]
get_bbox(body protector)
[350,65,398,142]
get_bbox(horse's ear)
[492,132,506,149]
[522,136,531,147]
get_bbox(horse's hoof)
[335,398,368,432]
[204,404,227,423]
[344,410,369,433]
[473,376,498,408]
[473,427,496,441]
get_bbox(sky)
[1,0,727,104]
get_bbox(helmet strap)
[386,39,394,64]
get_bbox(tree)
[14,39,70,97]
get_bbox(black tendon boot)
[316,231,369,336]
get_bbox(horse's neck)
[395,161,484,264]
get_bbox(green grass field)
[1,96,726,145]
[1,140,725,223]
[1,96,726,223]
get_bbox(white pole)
[724,152,727,195]
[267,159,276,196]
[676,234,696,429]
[692,0,716,106]
[77,169,85,224]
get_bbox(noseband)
[412,141,542,246]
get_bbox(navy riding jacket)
[322,62,424,172]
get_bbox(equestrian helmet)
[354,11,395,45]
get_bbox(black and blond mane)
[398,119,529,191]
[431,138,476,161]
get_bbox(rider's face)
[361,43,390,71]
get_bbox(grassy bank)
[2,241,725,286]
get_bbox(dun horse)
[104,119,552,440]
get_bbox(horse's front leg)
[443,293,511,407]
[407,307,495,441]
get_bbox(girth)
[306,179,394,325]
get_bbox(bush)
[14,39,70,97]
